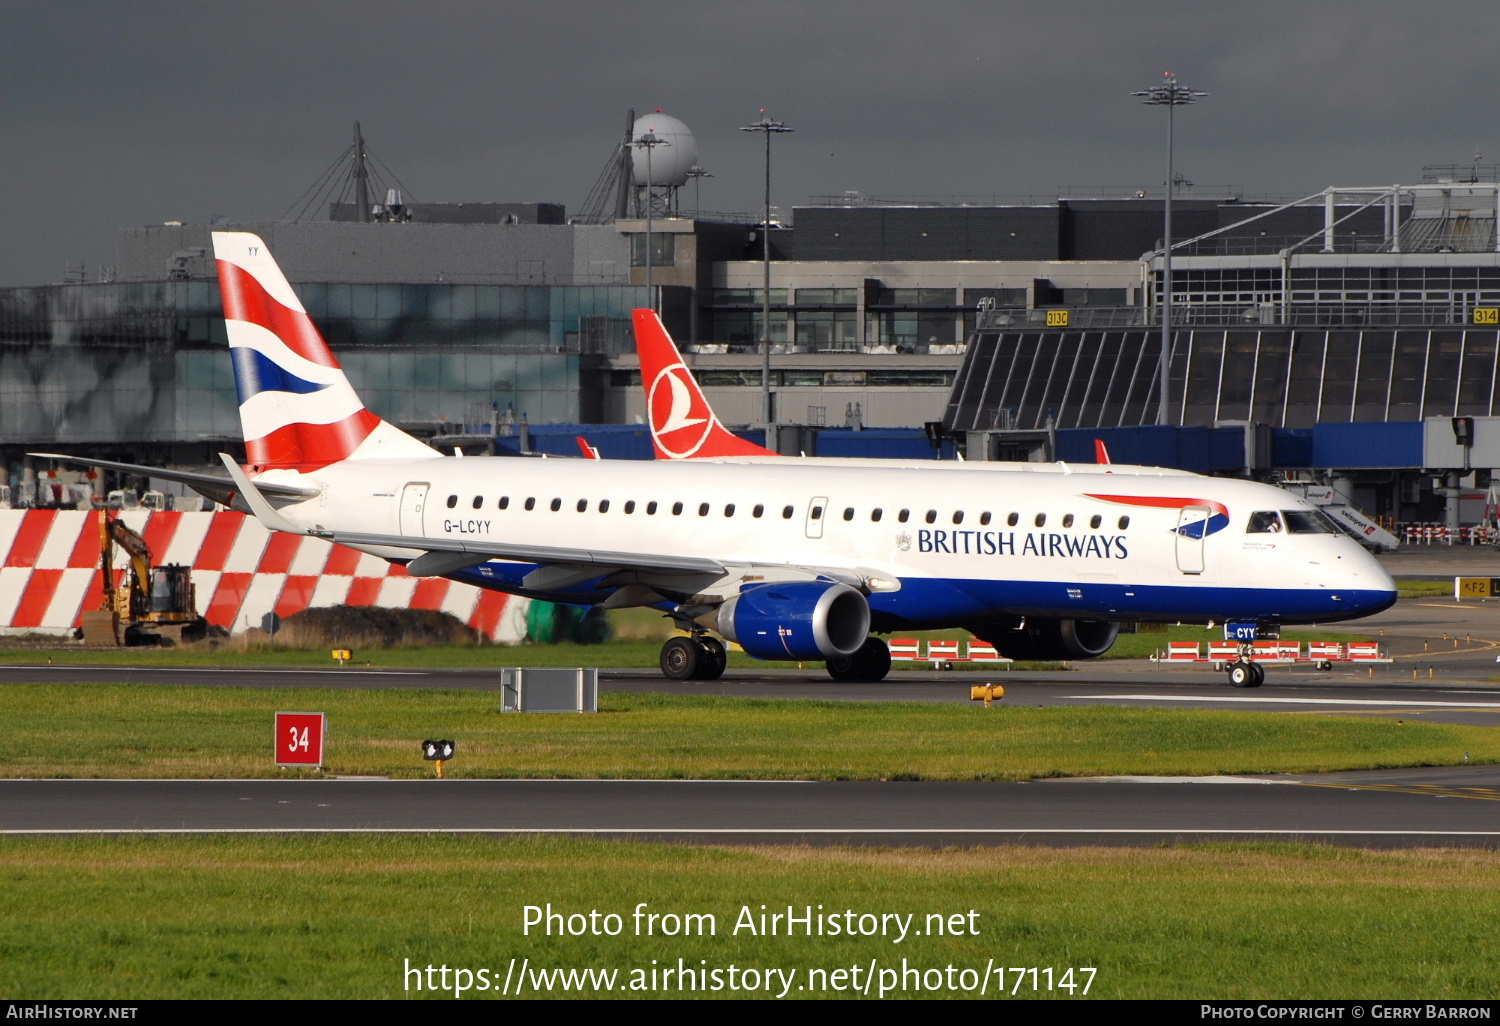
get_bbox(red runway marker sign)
[275,711,326,767]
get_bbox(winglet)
[218,453,315,536]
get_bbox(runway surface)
[5,770,1500,847]
[5,588,1500,847]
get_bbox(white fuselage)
[267,454,1397,629]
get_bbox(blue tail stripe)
[231,347,329,405]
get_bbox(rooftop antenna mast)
[614,108,637,219]
[353,121,371,223]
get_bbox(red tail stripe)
[216,260,338,369]
[245,409,381,471]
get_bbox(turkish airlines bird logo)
[648,363,714,457]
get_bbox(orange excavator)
[78,512,206,646]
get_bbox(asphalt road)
[5,771,1499,847]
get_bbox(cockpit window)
[1282,510,1336,534]
[1247,511,1283,534]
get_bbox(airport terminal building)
[4,178,1500,531]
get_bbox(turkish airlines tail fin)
[632,309,776,459]
[213,232,436,472]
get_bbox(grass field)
[0,684,1491,780]
[2,834,1498,999]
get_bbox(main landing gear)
[1227,660,1264,688]
[825,637,892,683]
[660,635,727,681]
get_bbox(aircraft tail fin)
[1094,439,1112,465]
[632,308,776,459]
[212,231,436,472]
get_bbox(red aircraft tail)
[631,309,775,459]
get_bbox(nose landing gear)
[1227,660,1264,688]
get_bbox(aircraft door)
[805,496,828,539]
[400,483,429,536]
[1175,505,1210,575]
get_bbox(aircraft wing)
[218,454,725,580]
[30,452,319,506]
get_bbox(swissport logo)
[1085,493,1231,539]
[648,362,714,457]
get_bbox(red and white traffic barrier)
[0,509,527,641]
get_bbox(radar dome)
[630,112,698,188]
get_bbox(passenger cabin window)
[1089,514,1101,529]
[979,512,991,526]
[843,507,855,521]
[472,496,483,510]
[725,504,735,517]
[699,502,710,516]
[1282,510,1336,534]
[446,495,458,509]
[1247,511,1283,534]
[925,510,937,524]
[599,500,610,513]
[550,498,562,512]
[577,499,588,512]
[1062,514,1074,528]
[898,509,910,523]
[672,502,684,516]
[1034,514,1047,527]
[811,505,824,520]
[871,509,883,522]
[524,497,536,511]
[498,496,509,510]
[624,500,635,514]
[1118,516,1130,529]
[647,501,658,515]
[782,505,794,519]
[952,511,964,525]
[753,504,764,518]
[1007,513,1019,527]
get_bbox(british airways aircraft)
[38,233,1397,687]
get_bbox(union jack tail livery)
[632,309,775,459]
[213,232,435,472]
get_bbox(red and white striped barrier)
[1154,639,1392,667]
[888,637,1014,668]
[0,510,527,641]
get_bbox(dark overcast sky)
[2,1,1496,286]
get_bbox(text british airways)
[918,530,1128,559]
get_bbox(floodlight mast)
[633,128,669,312]
[740,111,793,436]
[1132,73,1207,426]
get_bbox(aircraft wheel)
[1247,662,1266,688]
[698,637,727,680]
[1228,661,1255,688]
[826,637,892,683]
[660,636,702,681]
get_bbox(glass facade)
[945,326,1500,431]
[0,279,645,444]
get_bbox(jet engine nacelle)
[718,582,870,661]
[972,617,1119,661]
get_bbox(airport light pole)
[740,111,793,434]
[1132,73,1206,426]
[633,128,669,312]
